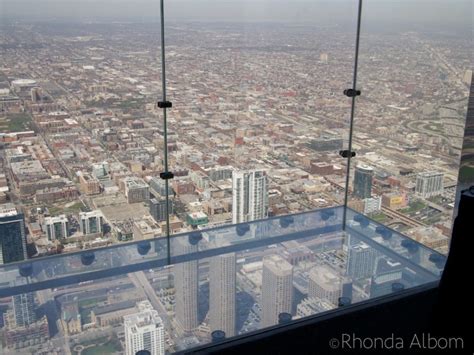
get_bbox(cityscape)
[0,4,471,355]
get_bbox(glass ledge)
[0,206,446,354]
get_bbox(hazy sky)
[0,0,472,31]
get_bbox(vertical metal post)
[159,0,171,264]
[342,0,363,230]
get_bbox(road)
[128,270,172,330]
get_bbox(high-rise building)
[44,215,69,241]
[308,265,341,306]
[174,238,199,332]
[124,303,165,355]
[415,171,444,198]
[0,203,27,264]
[353,165,374,199]
[261,255,293,327]
[232,170,268,224]
[209,253,236,336]
[347,242,378,280]
[149,198,173,223]
[13,292,36,327]
[79,210,104,235]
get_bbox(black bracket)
[157,101,172,108]
[343,89,361,97]
[339,150,356,158]
[160,171,174,180]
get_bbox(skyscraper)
[415,171,444,198]
[174,238,199,332]
[232,170,268,224]
[261,255,293,327]
[0,203,27,264]
[353,165,374,199]
[209,253,236,337]
[124,302,165,355]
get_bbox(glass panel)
[346,0,472,256]
[163,0,358,234]
[0,209,441,353]
[0,1,167,260]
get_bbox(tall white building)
[209,253,236,337]
[79,210,104,235]
[415,171,444,198]
[124,302,165,355]
[232,170,268,224]
[261,255,293,327]
[44,215,69,241]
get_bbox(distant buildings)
[122,177,150,204]
[174,238,199,332]
[415,171,444,198]
[44,214,69,240]
[186,211,209,228]
[261,255,293,327]
[92,161,110,180]
[232,170,268,224]
[149,198,172,223]
[209,253,236,337]
[0,203,27,264]
[149,177,173,197]
[124,301,165,355]
[308,135,343,152]
[79,210,104,235]
[353,165,374,199]
[381,192,408,210]
[363,196,382,214]
[203,166,233,181]
[79,172,101,195]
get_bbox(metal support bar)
[159,0,172,264]
[342,0,363,231]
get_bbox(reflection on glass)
[0,209,444,353]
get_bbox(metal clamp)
[343,89,361,97]
[339,150,356,158]
[160,171,174,180]
[157,101,172,108]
